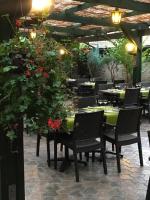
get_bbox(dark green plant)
[142,48,150,63]
[100,38,134,83]
[0,29,71,139]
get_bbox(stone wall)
[97,62,150,82]
[141,62,150,82]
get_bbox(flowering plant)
[48,118,62,130]
[0,21,72,139]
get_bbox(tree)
[100,38,134,84]
[87,45,101,78]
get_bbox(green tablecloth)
[66,106,119,131]
[80,82,95,88]
[106,89,149,99]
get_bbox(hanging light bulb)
[59,48,66,56]
[30,30,37,39]
[31,0,55,16]
[111,8,122,25]
[125,42,137,55]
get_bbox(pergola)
[45,0,150,84]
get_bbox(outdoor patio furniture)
[141,82,150,88]
[36,132,55,167]
[54,111,107,182]
[103,107,143,173]
[114,80,125,84]
[77,84,94,96]
[142,89,150,121]
[146,177,150,200]
[76,96,97,109]
[95,81,108,94]
[123,88,141,107]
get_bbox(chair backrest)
[98,83,113,91]
[95,81,107,94]
[77,96,96,109]
[77,85,94,96]
[124,88,140,107]
[73,111,104,141]
[141,82,150,88]
[115,107,142,136]
[114,80,125,85]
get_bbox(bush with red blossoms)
[0,24,72,139]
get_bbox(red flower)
[25,70,31,78]
[16,19,21,28]
[48,118,53,127]
[48,118,62,130]
[43,72,49,79]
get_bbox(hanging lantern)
[31,0,55,16]
[111,8,122,25]
[125,42,137,55]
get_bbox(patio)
[0,1,150,200]
[25,118,150,200]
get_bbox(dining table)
[66,105,119,131]
[56,105,119,172]
[99,88,149,100]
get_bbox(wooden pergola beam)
[49,25,117,37]
[49,12,149,31]
[76,33,123,42]
[75,0,150,13]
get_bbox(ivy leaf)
[3,66,17,72]
[6,130,17,141]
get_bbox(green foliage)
[100,38,134,83]
[142,48,150,63]
[0,31,71,139]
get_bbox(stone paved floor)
[25,118,150,200]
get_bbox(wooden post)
[0,1,31,199]
[0,120,25,200]
[133,33,142,86]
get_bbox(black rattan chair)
[104,107,143,173]
[141,82,150,88]
[142,90,150,121]
[123,88,141,107]
[76,96,97,109]
[77,85,94,96]
[54,111,107,182]
[36,132,54,167]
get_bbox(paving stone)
[25,119,150,200]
